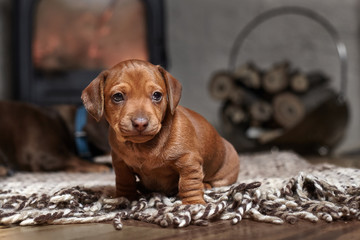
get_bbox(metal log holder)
[215,6,349,155]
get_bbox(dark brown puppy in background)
[0,101,110,176]
[82,60,240,204]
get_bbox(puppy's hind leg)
[209,140,240,188]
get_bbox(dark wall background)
[0,0,359,153]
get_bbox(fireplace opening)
[13,0,167,105]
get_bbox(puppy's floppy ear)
[158,66,182,115]
[81,71,108,121]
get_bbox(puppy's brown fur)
[82,60,240,204]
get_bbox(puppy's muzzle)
[131,117,149,132]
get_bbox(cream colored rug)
[1,152,359,230]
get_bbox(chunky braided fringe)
[112,172,360,230]
[113,182,262,230]
[1,152,360,230]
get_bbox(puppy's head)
[81,60,182,143]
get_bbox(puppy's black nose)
[131,117,149,132]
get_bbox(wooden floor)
[1,154,360,240]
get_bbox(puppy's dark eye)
[152,91,163,102]
[112,93,124,103]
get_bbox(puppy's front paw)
[117,191,139,202]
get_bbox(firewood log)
[230,86,259,106]
[229,87,246,105]
[290,71,329,93]
[258,129,284,144]
[263,62,290,94]
[249,101,273,123]
[273,88,336,129]
[272,92,305,129]
[290,73,308,93]
[223,103,248,125]
[209,71,234,100]
[234,63,261,89]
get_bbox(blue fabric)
[74,106,92,160]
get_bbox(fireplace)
[13,0,167,105]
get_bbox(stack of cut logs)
[209,61,334,144]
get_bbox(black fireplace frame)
[13,0,167,105]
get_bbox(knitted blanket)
[1,152,359,230]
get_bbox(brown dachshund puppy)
[82,60,240,204]
[0,101,110,176]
